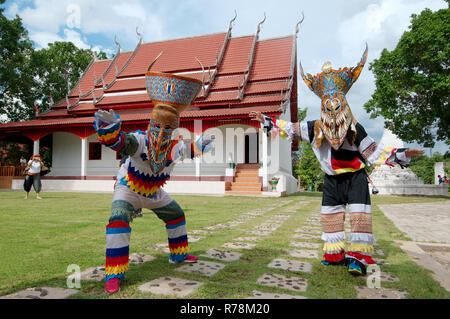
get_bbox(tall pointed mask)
[299,44,368,150]
[145,54,204,174]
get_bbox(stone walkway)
[377,202,450,292]
[4,198,449,299]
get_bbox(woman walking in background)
[24,154,47,199]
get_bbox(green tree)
[409,152,450,183]
[30,41,107,116]
[364,4,450,147]
[0,1,108,122]
[292,107,325,190]
[0,1,35,122]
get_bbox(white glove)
[94,109,119,128]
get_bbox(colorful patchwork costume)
[256,45,416,276]
[94,59,211,293]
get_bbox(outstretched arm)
[356,124,424,168]
[94,109,138,157]
[249,111,301,141]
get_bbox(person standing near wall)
[24,154,48,199]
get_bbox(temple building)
[0,17,301,196]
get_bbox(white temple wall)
[49,132,82,176]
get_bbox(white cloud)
[7,0,447,152]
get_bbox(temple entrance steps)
[226,164,262,195]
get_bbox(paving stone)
[233,236,262,242]
[175,260,225,277]
[273,214,291,219]
[292,233,321,240]
[222,242,256,250]
[226,221,245,226]
[0,287,79,299]
[247,230,271,236]
[365,269,400,282]
[200,248,243,262]
[284,249,318,259]
[138,277,203,297]
[268,258,312,273]
[205,223,231,230]
[129,253,155,264]
[295,228,321,234]
[79,266,105,281]
[237,215,256,221]
[187,236,202,242]
[189,230,214,235]
[257,273,308,292]
[254,224,280,231]
[154,243,170,254]
[246,290,307,299]
[301,226,322,230]
[245,211,265,216]
[373,257,386,265]
[290,241,321,249]
[355,286,408,299]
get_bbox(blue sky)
[4,0,449,155]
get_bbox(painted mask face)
[320,90,353,150]
[147,104,179,175]
[299,44,368,150]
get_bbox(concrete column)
[81,138,87,178]
[195,156,201,181]
[33,139,40,155]
[262,130,268,189]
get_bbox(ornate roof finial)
[256,12,266,35]
[136,27,143,44]
[147,51,163,71]
[295,11,304,35]
[228,10,237,31]
[195,57,205,95]
[114,35,121,52]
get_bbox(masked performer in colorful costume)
[250,45,424,276]
[94,57,213,294]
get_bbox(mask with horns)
[299,44,368,150]
[145,53,204,174]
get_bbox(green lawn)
[0,190,449,299]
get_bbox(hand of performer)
[405,149,425,158]
[95,109,118,127]
[249,111,265,124]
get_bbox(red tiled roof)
[70,60,110,97]
[96,93,150,106]
[118,33,227,78]
[249,36,293,81]
[218,36,254,74]
[1,28,297,134]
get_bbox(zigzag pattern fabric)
[119,163,171,198]
[165,216,189,262]
[95,120,125,152]
[105,220,131,282]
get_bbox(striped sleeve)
[260,115,302,141]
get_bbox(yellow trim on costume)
[123,175,160,197]
[333,164,365,174]
[323,241,346,252]
[97,125,121,144]
[170,246,190,255]
[105,263,129,276]
[375,147,393,165]
[348,243,374,253]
